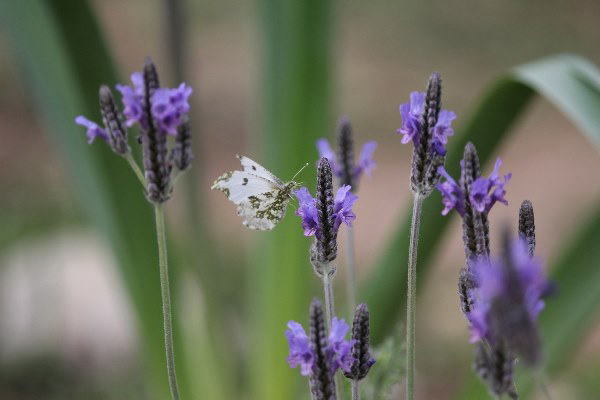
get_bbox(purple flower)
[316,139,341,176]
[468,239,551,350]
[469,159,511,214]
[431,109,457,155]
[285,317,355,376]
[74,116,109,144]
[151,84,193,135]
[332,185,358,231]
[116,73,192,135]
[295,187,319,236]
[397,91,425,144]
[116,72,145,128]
[294,185,356,238]
[437,158,511,217]
[436,166,465,216]
[397,90,456,157]
[285,321,314,376]
[326,318,355,374]
[316,139,377,185]
[356,141,377,178]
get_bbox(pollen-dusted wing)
[211,155,298,230]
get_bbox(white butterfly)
[211,155,305,230]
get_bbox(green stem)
[321,266,342,400]
[351,379,359,400]
[322,268,335,330]
[124,153,146,186]
[345,227,357,316]
[154,204,181,400]
[406,193,423,400]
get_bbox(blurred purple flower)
[285,321,314,376]
[431,109,457,155]
[285,317,355,376]
[468,239,552,361]
[116,72,146,129]
[74,116,109,144]
[116,73,192,135]
[326,318,355,374]
[151,84,193,135]
[316,138,377,185]
[294,185,356,238]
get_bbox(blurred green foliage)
[1,1,599,400]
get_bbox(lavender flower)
[285,321,315,376]
[437,157,511,218]
[295,159,357,268]
[116,72,146,128]
[343,303,376,381]
[398,73,456,196]
[75,116,109,144]
[295,186,356,239]
[286,300,355,399]
[317,117,377,191]
[468,236,551,366]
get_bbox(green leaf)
[0,1,167,397]
[362,54,600,345]
[249,1,333,399]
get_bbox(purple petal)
[354,141,377,178]
[316,138,340,175]
[294,187,319,237]
[75,115,109,144]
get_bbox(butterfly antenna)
[291,162,310,182]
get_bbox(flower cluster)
[437,158,511,217]
[398,91,456,155]
[76,74,192,141]
[468,238,552,366]
[116,73,192,135]
[286,304,354,377]
[316,139,376,186]
[75,59,193,204]
[397,73,457,196]
[294,185,357,239]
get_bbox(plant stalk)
[406,193,423,400]
[345,227,357,316]
[125,153,146,185]
[322,265,342,400]
[351,379,360,400]
[155,204,181,400]
[322,267,335,330]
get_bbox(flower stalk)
[155,204,181,400]
[397,72,455,400]
[406,193,423,400]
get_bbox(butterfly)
[211,155,306,230]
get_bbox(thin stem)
[322,268,335,330]
[351,379,360,400]
[154,204,181,400]
[321,266,342,400]
[345,227,357,316]
[124,153,146,185]
[406,193,423,400]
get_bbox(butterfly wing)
[237,188,293,230]
[212,171,276,204]
[237,155,284,186]
[212,156,295,230]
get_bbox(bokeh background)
[1,0,599,399]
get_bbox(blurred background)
[1,0,599,399]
